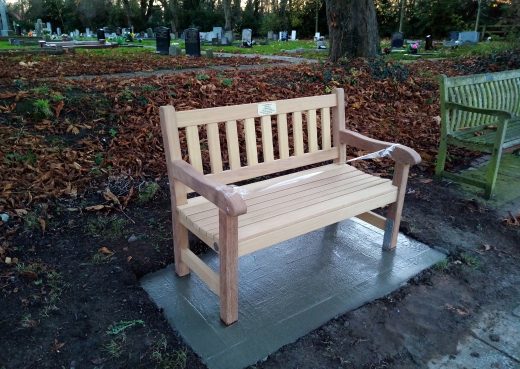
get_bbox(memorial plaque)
[155,26,171,55]
[185,28,201,57]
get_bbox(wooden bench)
[435,70,520,198]
[160,89,421,325]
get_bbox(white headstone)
[291,30,296,41]
[46,22,51,32]
[242,28,252,44]
[86,27,91,36]
[57,27,61,36]
[212,26,223,39]
[0,0,9,37]
[458,31,479,44]
[74,29,80,37]
[314,32,320,41]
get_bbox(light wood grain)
[321,107,332,150]
[219,210,239,325]
[277,113,290,159]
[186,126,203,173]
[206,123,223,174]
[332,88,346,163]
[244,118,258,166]
[225,120,241,170]
[261,116,274,162]
[293,111,304,156]
[307,109,318,152]
[182,248,219,294]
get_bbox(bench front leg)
[219,210,239,325]
[383,162,410,250]
[173,212,190,276]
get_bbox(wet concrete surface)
[141,218,444,369]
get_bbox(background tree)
[325,0,380,61]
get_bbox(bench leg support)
[219,210,239,325]
[484,124,507,199]
[383,163,410,250]
[435,137,448,176]
[173,213,190,277]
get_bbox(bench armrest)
[171,160,247,216]
[339,129,422,166]
[446,102,513,121]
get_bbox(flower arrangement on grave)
[410,42,419,54]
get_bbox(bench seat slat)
[178,164,397,257]
[449,119,520,149]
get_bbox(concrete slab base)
[141,219,445,369]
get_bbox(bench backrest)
[440,70,520,133]
[160,89,346,192]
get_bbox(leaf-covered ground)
[1,50,520,369]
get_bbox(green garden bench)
[435,70,520,198]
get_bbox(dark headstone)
[155,26,171,55]
[185,28,201,57]
[15,25,21,36]
[425,35,433,50]
[212,37,219,46]
[97,28,105,41]
[116,27,122,36]
[391,32,404,48]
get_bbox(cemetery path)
[214,52,319,64]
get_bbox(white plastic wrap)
[347,144,399,162]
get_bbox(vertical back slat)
[186,126,204,172]
[206,123,223,173]
[332,88,346,163]
[321,107,332,149]
[292,111,304,156]
[277,113,290,159]
[244,118,258,166]
[261,116,274,162]
[225,120,241,170]
[306,109,318,152]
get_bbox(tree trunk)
[325,0,380,61]
[223,0,232,31]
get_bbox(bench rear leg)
[219,210,239,325]
[435,137,448,176]
[173,214,190,277]
[383,163,410,250]
[484,127,506,198]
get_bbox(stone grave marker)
[74,29,80,38]
[155,26,171,55]
[290,30,296,40]
[391,31,404,48]
[15,25,21,36]
[57,27,61,36]
[279,31,288,41]
[458,31,479,44]
[224,30,233,42]
[35,19,43,38]
[448,31,459,41]
[147,28,154,38]
[425,34,433,50]
[212,26,223,40]
[0,0,9,37]
[85,27,90,37]
[314,32,320,40]
[242,28,252,46]
[169,44,181,56]
[97,28,105,42]
[185,28,201,56]
[116,27,122,36]
[46,22,51,32]
[267,31,273,40]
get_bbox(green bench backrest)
[440,70,520,133]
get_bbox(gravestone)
[448,31,459,41]
[74,29,80,38]
[185,28,201,56]
[458,31,479,44]
[391,32,404,48]
[146,28,154,38]
[155,26,171,55]
[425,34,433,50]
[116,27,121,36]
[314,32,320,40]
[267,31,273,40]
[279,31,288,41]
[97,28,105,42]
[15,25,21,36]
[242,28,252,47]
[169,44,181,56]
[317,38,326,49]
[212,26,223,40]
[35,19,43,38]
[290,30,296,40]
[85,27,90,37]
[0,0,9,37]
[57,27,61,36]
[224,30,233,42]
[212,37,219,46]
